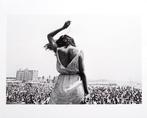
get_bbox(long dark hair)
[44,34,76,50]
[56,35,76,47]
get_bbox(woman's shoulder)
[68,45,83,52]
[68,46,84,59]
[56,46,83,56]
[67,46,80,54]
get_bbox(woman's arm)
[78,53,89,95]
[47,21,71,38]
[45,21,71,52]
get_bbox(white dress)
[49,47,84,104]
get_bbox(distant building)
[6,77,17,83]
[16,69,38,81]
[6,77,16,80]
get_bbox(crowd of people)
[85,85,142,104]
[6,82,52,104]
[6,82,142,104]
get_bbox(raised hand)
[62,21,71,29]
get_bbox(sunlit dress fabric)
[49,48,84,104]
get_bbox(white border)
[0,0,147,118]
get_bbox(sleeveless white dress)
[49,47,84,104]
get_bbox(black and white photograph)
[1,0,147,118]
[6,14,142,104]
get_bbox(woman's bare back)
[57,46,79,68]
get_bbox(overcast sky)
[6,14,141,82]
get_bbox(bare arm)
[47,27,64,38]
[78,53,89,95]
[45,21,71,52]
[47,21,71,38]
